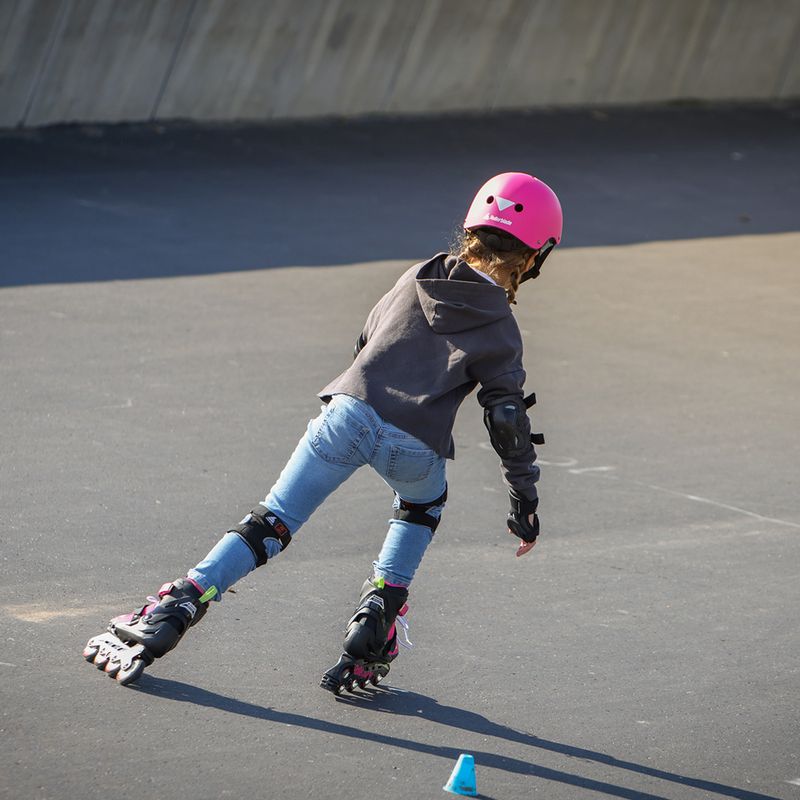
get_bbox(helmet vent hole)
[514,203,524,212]
[486,195,494,204]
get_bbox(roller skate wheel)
[93,650,111,669]
[82,643,100,662]
[355,677,367,690]
[116,658,145,686]
[370,674,382,686]
[104,658,122,678]
[337,665,356,694]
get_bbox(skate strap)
[198,586,218,603]
[139,597,160,616]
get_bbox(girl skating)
[83,172,563,691]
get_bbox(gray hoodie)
[319,253,540,501]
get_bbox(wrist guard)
[507,491,540,543]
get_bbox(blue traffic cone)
[443,753,477,796]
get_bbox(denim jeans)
[189,394,447,598]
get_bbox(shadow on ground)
[1,104,798,286]
[134,676,781,800]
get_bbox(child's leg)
[321,425,446,693]
[353,429,447,657]
[371,487,447,588]
[354,483,447,656]
[86,399,378,684]
[189,398,375,598]
[372,440,448,588]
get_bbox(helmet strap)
[520,240,555,283]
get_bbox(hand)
[507,490,539,552]
[511,514,538,557]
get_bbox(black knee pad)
[393,485,447,534]
[230,506,292,567]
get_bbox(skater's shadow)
[135,676,780,800]
[335,689,781,800]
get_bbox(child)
[83,172,563,692]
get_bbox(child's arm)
[476,371,542,555]
[477,375,540,499]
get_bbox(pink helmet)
[464,172,563,281]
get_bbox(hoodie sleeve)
[476,369,541,503]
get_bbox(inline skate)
[82,578,215,685]
[320,576,412,695]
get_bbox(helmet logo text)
[484,213,512,226]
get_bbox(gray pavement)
[1,107,799,800]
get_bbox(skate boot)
[320,576,413,695]
[82,578,215,685]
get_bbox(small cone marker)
[443,753,477,796]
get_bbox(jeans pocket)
[386,445,436,483]
[310,403,369,465]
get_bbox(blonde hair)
[454,229,537,304]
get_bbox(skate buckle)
[366,596,385,612]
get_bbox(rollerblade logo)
[495,196,515,211]
[484,213,512,226]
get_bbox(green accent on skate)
[372,576,385,590]
[198,586,218,603]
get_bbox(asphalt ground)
[1,106,799,800]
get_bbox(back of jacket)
[319,253,540,501]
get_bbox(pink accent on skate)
[186,577,205,595]
[110,600,157,625]
[110,610,137,625]
[384,580,408,588]
[386,624,399,658]
[111,583,183,625]
[398,604,409,616]
[353,664,373,679]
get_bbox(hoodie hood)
[415,254,511,334]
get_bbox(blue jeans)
[189,394,447,598]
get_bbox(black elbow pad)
[483,397,532,459]
[484,394,545,457]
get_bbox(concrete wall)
[2,0,799,127]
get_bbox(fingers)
[516,513,539,556]
[515,540,536,557]
[508,528,537,557]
